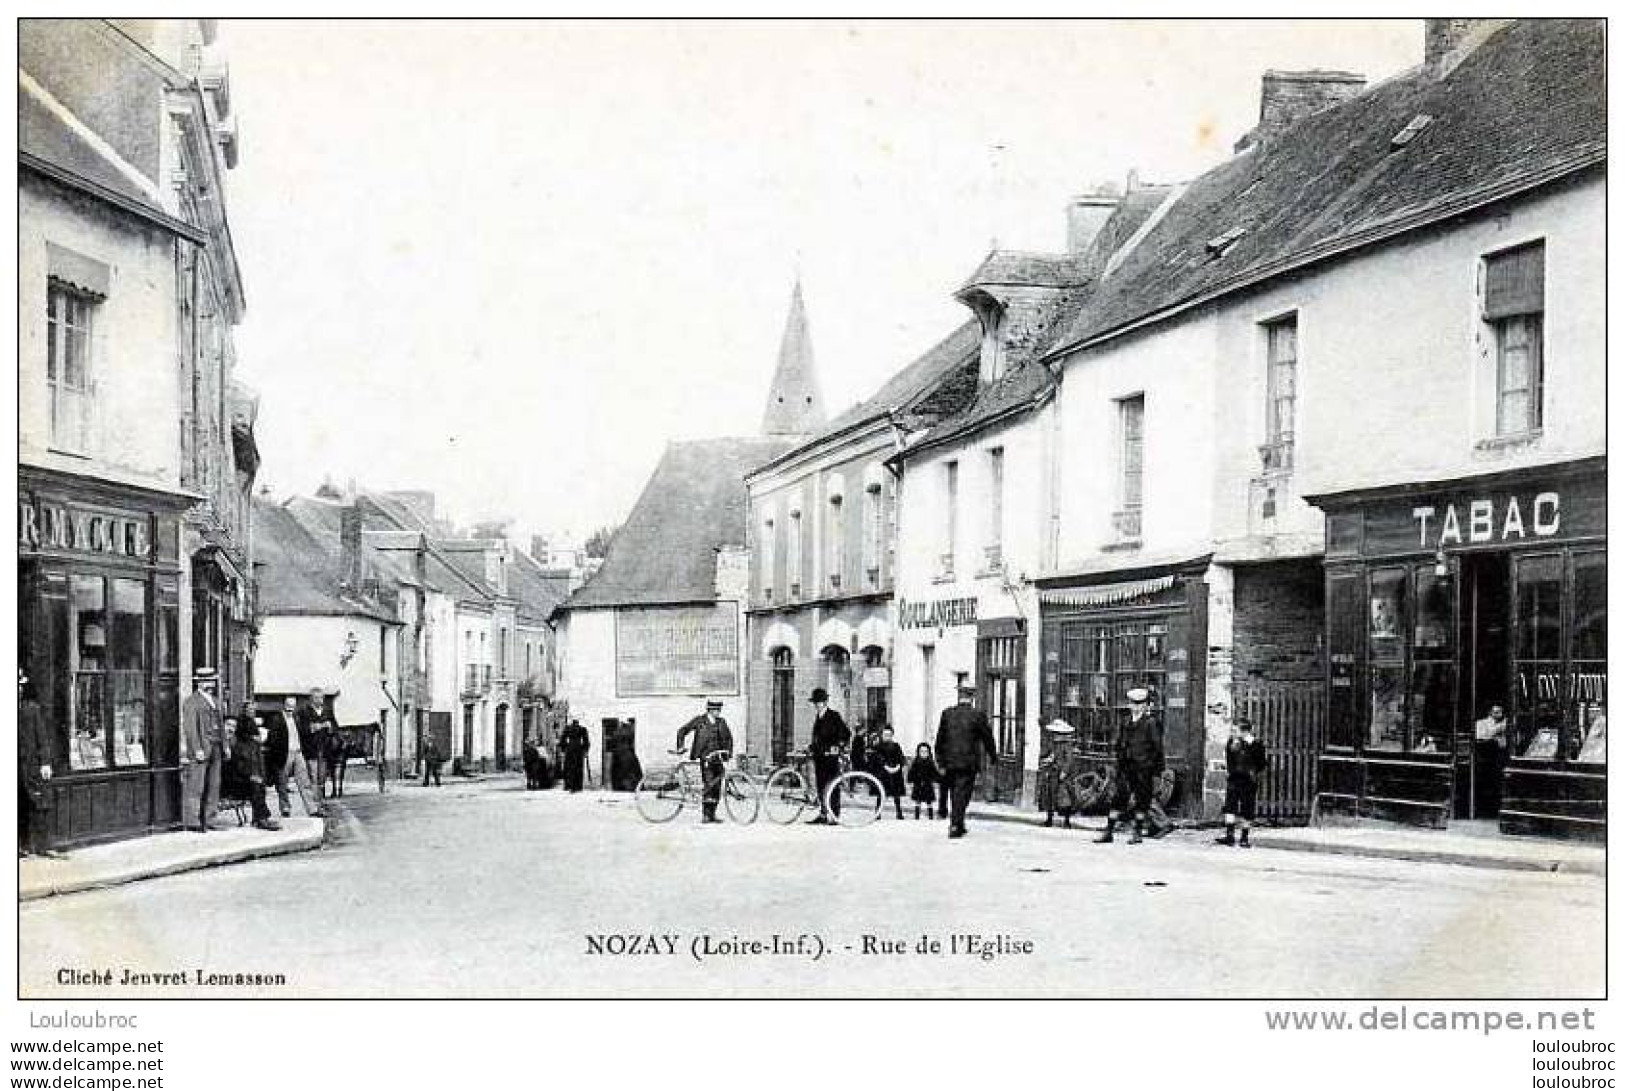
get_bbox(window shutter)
[1483,243,1544,319]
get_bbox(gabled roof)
[509,547,570,624]
[761,281,827,436]
[253,498,396,622]
[1049,19,1605,356]
[285,494,491,607]
[560,436,798,612]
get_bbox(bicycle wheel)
[722,772,760,825]
[634,771,685,823]
[763,767,812,825]
[828,771,884,827]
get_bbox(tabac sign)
[18,496,151,560]
[1337,471,1605,557]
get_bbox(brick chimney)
[340,502,364,590]
[1424,18,1513,75]
[1236,69,1366,151]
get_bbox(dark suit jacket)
[935,704,997,773]
[296,704,336,757]
[1117,712,1165,773]
[810,709,850,757]
[19,698,54,802]
[675,714,732,761]
[263,711,292,772]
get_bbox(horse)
[322,723,381,800]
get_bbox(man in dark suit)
[1095,686,1165,845]
[297,689,337,803]
[807,688,850,825]
[18,668,57,856]
[674,700,733,823]
[559,720,590,793]
[262,699,293,818]
[935,682,997,839]
[180,668,229,832]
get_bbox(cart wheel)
[828,772,884,827]
[763,767,812,825]
[634,772,684,823]
[722,772,760,825]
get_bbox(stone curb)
[19,823,326,903]
[966,805,1603,876]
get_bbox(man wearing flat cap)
[935,682,997,839]
[807,687,850,824]
[1095,686,1165,845]
[675,699,733,823]
[180,668,229,832]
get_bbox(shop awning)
[1038,575,1175,609]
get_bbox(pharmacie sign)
[897,596,978,631]
[18,496,151,560]
[1353,473,1605,555]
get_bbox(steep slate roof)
[1049,19,1606,355]
[286,494,490,607]
[560,436,798,611]
[509,548,570,624]
[253,498,396,622]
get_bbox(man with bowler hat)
[935,682,997,839]
[808,687,850,824]
[674,699,733,823]
[1095,686,1164,845]
[180,668,229,832]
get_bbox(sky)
[224,19,1422,543]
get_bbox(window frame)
[46,281,96,455]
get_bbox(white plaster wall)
[1292,180,1604,497]
[1052,314,1218,569]
[554,606,748,776]
[19,183,182,491]
[892,411,1045,762]
[254,615,402,729]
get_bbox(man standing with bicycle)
[674,699,733,824]
[807,687,849,825]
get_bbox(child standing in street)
[907,742,941,820]
[1217,716,1268,847]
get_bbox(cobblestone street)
[19,777,1605,998]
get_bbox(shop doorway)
[1458,553,1510,818]
[978,631,1025,804]
[770,648,795,764]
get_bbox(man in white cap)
[179,668,228,832]
[1094,686,1164,845]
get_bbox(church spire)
[761,279,826,436]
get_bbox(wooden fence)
[1234,680,1326,824]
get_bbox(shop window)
[1408,568,1455,754]
[1512,554,1565,759]
[1059,619,1164,754]
[110,578,148,766]
[1571,550,1606,765]
[1482,242,1545,437]
[69,575,109,770]
[1366,568,1406,751]
[46,282,96,453]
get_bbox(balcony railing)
[462,665,493,695]
[1111,507,1143,544]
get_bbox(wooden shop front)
[1308,458,1605,840]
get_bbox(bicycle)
[634,749,760,824]
[761,749,885,827]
